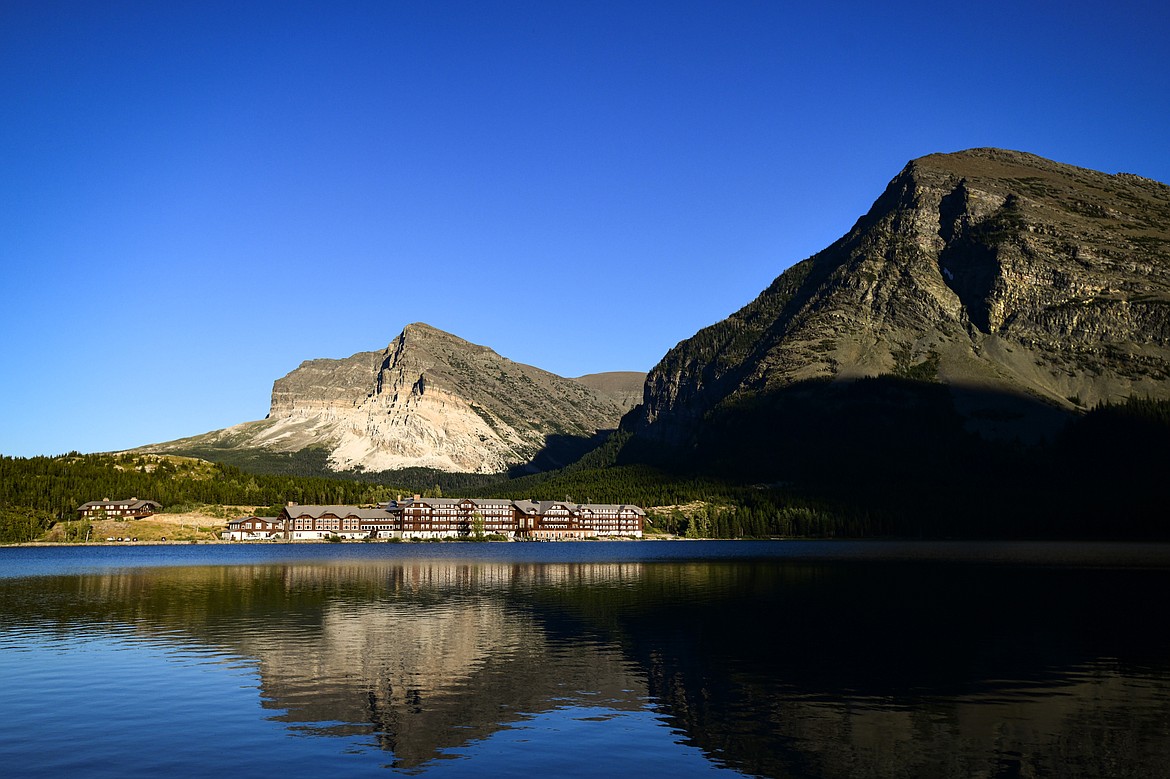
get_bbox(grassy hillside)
[0,452,409,543]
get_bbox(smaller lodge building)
[222,516,285,541]
[223,496,645,541]
[78,498,162,520]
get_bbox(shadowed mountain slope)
[626,148,1170,450]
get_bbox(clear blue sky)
[2,0,1168,457]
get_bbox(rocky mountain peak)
[148,324,644,474]
[629,148,1170,448]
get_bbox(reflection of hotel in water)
[239,561,650,768]
[9,559,1170,777]
[277,560,649,590]
[226,496,645,541]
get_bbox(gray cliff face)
[151,323,632,474]
[269,353,385,416]
[571,372,647,412]
[632,148,1170,445]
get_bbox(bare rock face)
[571,372,647,412]
[629,149,1170,446]
[153,324,633,474]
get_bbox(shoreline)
[3,535,686,548]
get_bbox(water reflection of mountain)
[249,564,650,768]
[5,557,1170,777]
[1,562,652,770]
[536,562,1170,778]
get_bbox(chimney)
[287,501,295,507]
[413,494,421,501]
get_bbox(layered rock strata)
[150,323,638,473]
[629,148,1170,445]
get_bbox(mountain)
[572,371,646,410]
[144,323,643,474]
[625,148,1170,457]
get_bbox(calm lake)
[2,540,1170,778]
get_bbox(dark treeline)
[0,452,867,543]
[0,452,409,542]
[617,383,1170,540]
[469,463,865,538]
[1047,395,1170,538]
[4,394,1166,544]
[163,445,508,494]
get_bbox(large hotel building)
[224,496,645,541]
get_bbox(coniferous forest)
[1,397,1167,544]
[0,453,407,543]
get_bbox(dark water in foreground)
[2,541,1169,778]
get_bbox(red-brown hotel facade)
[223,496,645,541]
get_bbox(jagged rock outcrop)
[147,323,638,474]
[628,148,1170,446]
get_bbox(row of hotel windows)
[287,516,642,530]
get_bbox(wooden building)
[389,496,645,540]
[247,498,645,541]
[222,516,284,541]
[77,498,162,520]
[278,504,397,540]
[395,497,527,539]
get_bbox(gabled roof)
[367,497,647,517]
[394,497,463,508]
[282,504,393,520]
[226,516,280,528]
[536,501,575,513]
[77,498,161,511]
[394,497,518,509]
[579,503,647,515]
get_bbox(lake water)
[2,540,1170,778]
